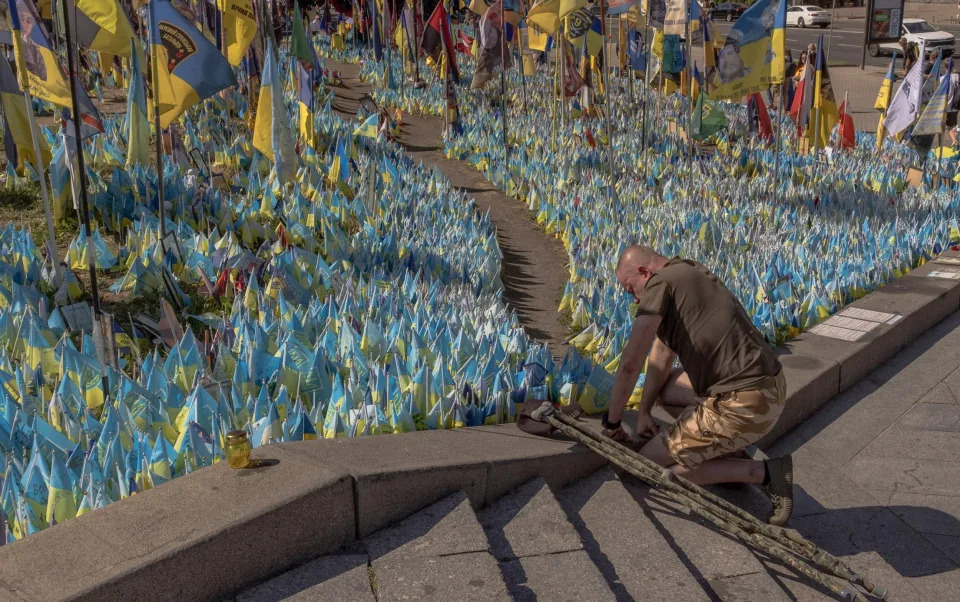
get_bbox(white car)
[785,6,831,29]
[871,18,955,58]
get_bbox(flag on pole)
[290,2,314,67]
[63,0,136,57]
[836,92,856,149]
[148,0,238,128]
[253,40,296,180]
[913,57,953,136]
[747,92,773,142]
[125,38,150,168]
[8,0,75,107]
[709,0,785,99]
[884,41,925,138]
[353,113,379,139]
[526,0,562,35]
[0,49,50,173]
[471,1,512,89]
[219,0,256,66]
[421,2,459,83]
[874,52,897,111]
[692,89,728,141]
[297,62,316,149]
[810,36,838,149]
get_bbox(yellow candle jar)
[224,430,251,469]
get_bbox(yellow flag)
[220,0,257,66]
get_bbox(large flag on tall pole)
[874,52,897,146]
[471,0,512,89]
[9,0,76,107]
[126,38,150,168]
[884,41,925,138]
[148,0,238,128]
[0,51,50,173]
[6,0,63,283]
[253,39,296,181]
[809,36,838,150]
[218,0,257,66]
[63,0,136,56]
[836,92,856,149]
[709,0,785,99]
[913,57,953,137]
[421,1,459,83]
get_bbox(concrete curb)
[1,251,958,600]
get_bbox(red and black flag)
[421,2,460,83]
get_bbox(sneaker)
[763,455,794,526]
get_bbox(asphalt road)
[712,20,960,69]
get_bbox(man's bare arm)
[607,314,661,424]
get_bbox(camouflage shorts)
[664,371,786,469]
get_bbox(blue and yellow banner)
[710,0,786,100]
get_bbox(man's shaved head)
[617,245,662,273]
[615,245,666,302]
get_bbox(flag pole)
[517,29,528,119]
[413,0,422,82]
[773,82,784,205]
[685,11,694,190]
[6,1,62,286]
[641,16,651,167]
[598,0,615,184]
[559,29,567,129]
[63,0,109,392]
[147,0,168,244]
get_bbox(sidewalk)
[831,65,888,131]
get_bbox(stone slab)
[920,382,960,404]
[897,401,960,430]
[498,550,616,602]
[925,533,960,566]
[860,427,960,462]
[478,478,582,560]
[887,492,960,537]
[789,506,957,580]
[0,446,354,602]
[371,552,509,601]
[843,456,960,497]
[707,571,794,602]
[364,491,489,562]
[236,554,374,602]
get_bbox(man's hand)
[602,426,631,442]
[635,411,659,439]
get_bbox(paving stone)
[789,506,956,580]
[477,478,583,560]
[707,571,793,602]
[499,551,615,602]
[364,491,489,562]
[371,552,508,601]
[843,456,960,497]
[237,554,374,602]
[555,468,715,601]
[897,402,960,430]
[924,533,960,566]
[887,493,960,537]
[859,428,960,462]
[922,381,960,404]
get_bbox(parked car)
[710,2,747,22]
[870,18,955,58]
[785,6,831,28]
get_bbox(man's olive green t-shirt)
[634,258,781,397]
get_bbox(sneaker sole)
[770,455,794,526]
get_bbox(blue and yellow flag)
[810,35,838,149]
[218,0,256,66]
[874,52,897,111]
[148,0,238,128]
[253,41,296,180]
[7,0,74,107]
[710,0,786,100]
[65,0,136,57]
[126,38,150,168]
[297,62,315,149]
[0,48,49,173]
[354,113,379,139]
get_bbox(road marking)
[837,43,861,48]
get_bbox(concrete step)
[363,490,508,601]
[236,554,375,601]
[555,467,802,601]
[477,477,616,601]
